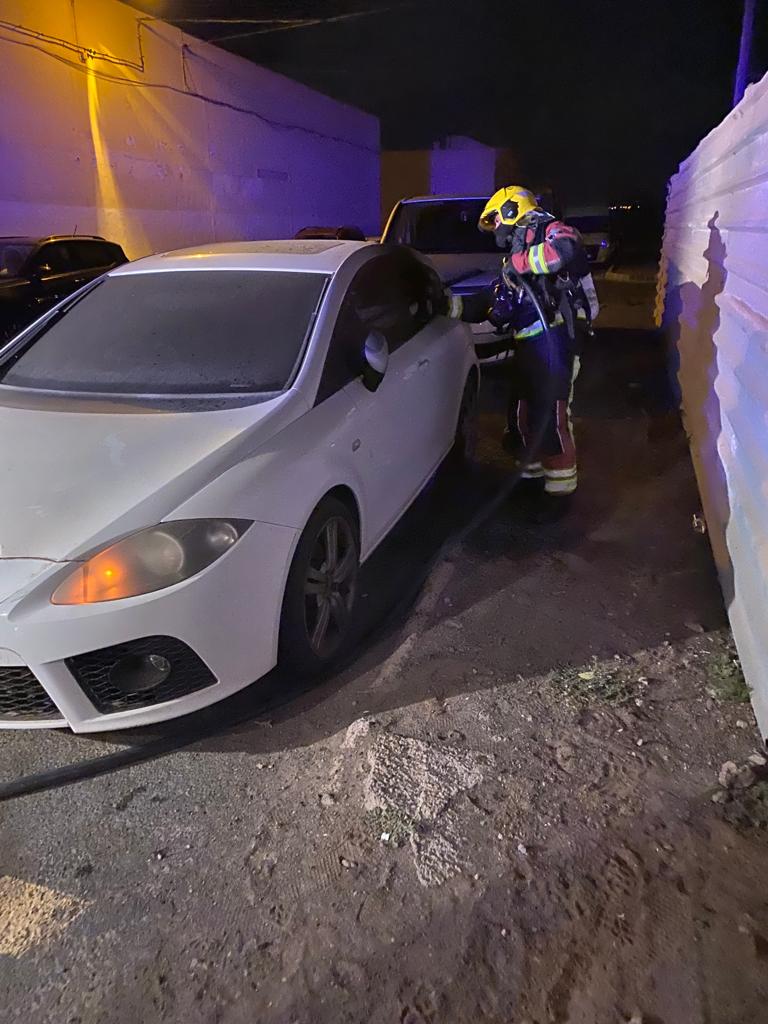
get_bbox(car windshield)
[568,215,610,234]
[0,270,328,395]
[387,200,499,254]
[0,242,35,278]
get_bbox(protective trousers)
[505,323,580,495]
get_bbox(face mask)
[493,224,514,250]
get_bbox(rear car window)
[386,200,499,255]
[70,241,124,270]
[0,270,328,395]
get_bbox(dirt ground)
[1,278,767,1023]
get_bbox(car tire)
[279,496,360,675]
[447,373,480,471]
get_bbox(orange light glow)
[52,554,131,605]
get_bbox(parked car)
[294,225,367,241]
[0,235,127,339]
[381,195,512,361]
[0,240,478,732]
[563,207,617,268]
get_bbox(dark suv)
[0,235,127,339]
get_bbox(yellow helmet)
[478,186,539,232]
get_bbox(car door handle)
[418,358,430,369]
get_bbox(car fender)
[170,435,369,553]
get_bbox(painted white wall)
[658,70,768,736]
[0,0,380,258]
[430,136,497,196]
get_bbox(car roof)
[112,239,375,276]
[0,235,110,244]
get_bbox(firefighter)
[446,186,598,522]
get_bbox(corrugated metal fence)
[657,71,768,737]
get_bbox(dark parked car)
[294,225,367,241]
[0,235,127,339]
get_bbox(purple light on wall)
[733,0,756,107]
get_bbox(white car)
[0,240,478,732]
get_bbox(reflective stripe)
[515,321,545,340]
[546,466,577,479]
[567,355,581,436]
[528,247,538,273]
[545,472,577,495]
[513,312,564,340]
[530,244,546,274]
[521,465,545,479]
[448,294,464,319]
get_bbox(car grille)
[0,666,61,722]
[67,636,217,714]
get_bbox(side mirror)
[361,331,389,392]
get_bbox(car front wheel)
[279,496,360,674]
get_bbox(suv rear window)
[70,241,124,270]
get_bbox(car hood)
[0,388,305,561]
[427,253,503,291]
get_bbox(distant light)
[600,240,609,247]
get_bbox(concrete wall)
[0,0,380,258]
[658,70,768,737]
[380,136,497,229]
[430,136,497,197]
[380,150,431,231]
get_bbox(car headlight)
[51,519,252,605]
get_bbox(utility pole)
[733,0,756,106]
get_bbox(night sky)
[129,0,767,205]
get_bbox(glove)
[487,280,521,330]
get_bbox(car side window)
[315,278,369,404]
[33,243,75,275]
[105,243,126,267]
[392,250,442,336]
[315,251,441,405]
[69,241,101,270]
[354,250,439,351]
[68,241,117,271]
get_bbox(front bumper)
[0,520,298,732]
